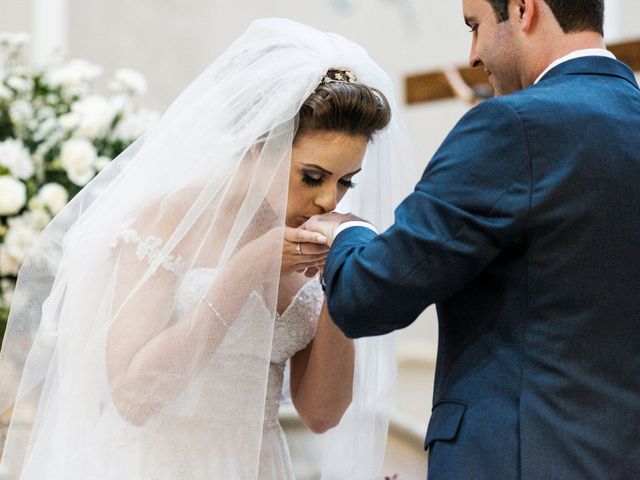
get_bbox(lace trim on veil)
[109,228,187,275]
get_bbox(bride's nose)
[314,185,338,213]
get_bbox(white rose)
[109,68,147,97]
[0,278,15,308]
[0,245,21,276]
[34,116,58,142]
[113,108,159,141]
[94,156,111,172]
[0,139,34,179]
[28,196,45,211]
[6,75,32,93]
[0,83,12,100]
[4,217,39,265]
[9,99,33,128]
[27,209,51,230]
[59,138,97,186]
[0,176,26,215]
[72,95,117,139]
[36,106,56,123]
[47,59,102,90]
[38,182,69,214]
[58,112,80,131]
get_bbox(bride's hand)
[281,227,329,276]
[225,227,327,279]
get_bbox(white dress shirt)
[334,220,378,239]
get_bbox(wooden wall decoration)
[405,38,640,105]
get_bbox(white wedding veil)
[0,18,416,479]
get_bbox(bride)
[0,18,415,479]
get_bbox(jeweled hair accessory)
[322,68,358,84]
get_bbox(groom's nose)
[468,38,482,69]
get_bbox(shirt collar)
[534,48,617,84]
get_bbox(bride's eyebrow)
[301,163,362,177]
[301,163,333,175]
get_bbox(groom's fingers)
[301,215,344,246]
[299,217,325,234]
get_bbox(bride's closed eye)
[301,173,356,189]
[302,173,323,187]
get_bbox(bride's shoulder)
[108,186,201,273]
[120,183,203,239]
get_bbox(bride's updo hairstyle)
[296,69,392,141]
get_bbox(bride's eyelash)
[301,173,356,189]
[302,174,323,187]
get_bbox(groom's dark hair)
[485,0,604,35]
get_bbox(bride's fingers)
[294,242,329,256]
[284,227,327,245]
[289,255,327,268]
[303,258,328,277]
[304,267,319,278]
[288,255,326,270]
[283,240,328,257]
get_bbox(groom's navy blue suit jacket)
[323,57,640,479]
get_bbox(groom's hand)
[302,212,364,247]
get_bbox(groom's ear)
[512,0,538,33]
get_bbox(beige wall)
[0,1,30,33]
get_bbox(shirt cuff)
[334,221,378,239]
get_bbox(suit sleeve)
[323,99,532,338]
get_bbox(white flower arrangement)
[0,32,159,339]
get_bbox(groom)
[306,0,640,478]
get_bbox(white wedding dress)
[96,266,324,480]
[12,234,324,480]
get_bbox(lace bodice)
[108,232,324,479]
[110,231,324,428]
[174,267,323,427]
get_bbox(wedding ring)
[296,242,303,256]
